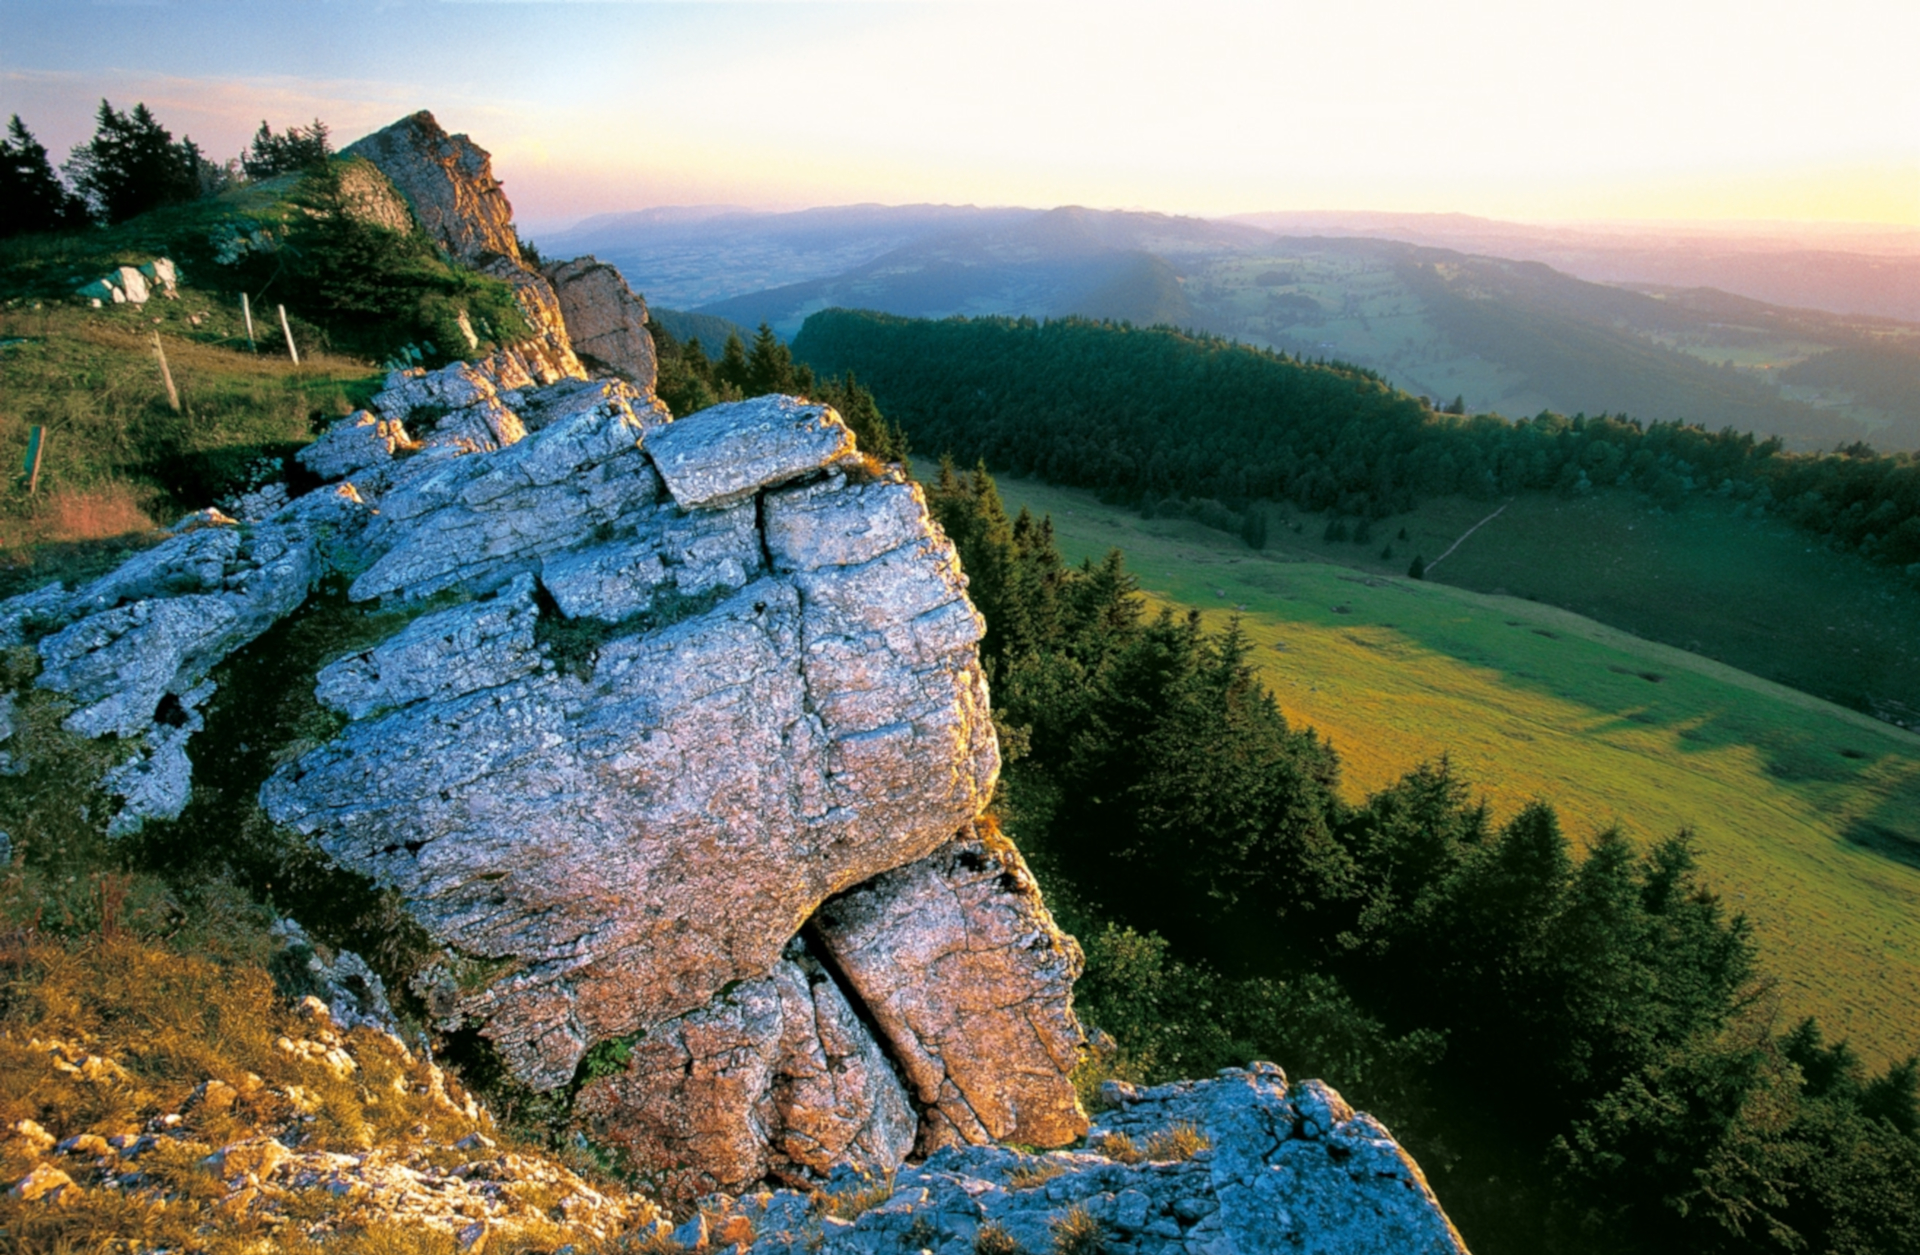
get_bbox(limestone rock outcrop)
[261,382,1003,1105]
[543,255,659,390]
[343,112,522,268]
[714,1066,1469,1255]
[6,357,1073,1194]
[344,111,586,383]
[342,112,655,396]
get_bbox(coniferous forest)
[793,311,1920,576]
[921,462,1920,1255]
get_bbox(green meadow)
[986,473,1920,1066]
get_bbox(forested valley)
[923,461,1920,1255]
[792,311,1920,579]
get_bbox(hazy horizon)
[4,0,1915,231]
[532,200,1920,248]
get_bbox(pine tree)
[65,100,205,223]
[1408,555,1426,579]
[714,332,751,399]
[242,118,332,179]
[0,115,87,237]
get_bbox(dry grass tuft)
[1049,1204,1105,1255]
[1089,1131,1142,1165]
[1142,1122,1210,1161]
[813,1171,896,1220]
[1005,1157,1067,1190]
[975,1220,1022,1255]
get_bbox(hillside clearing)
[986,473,1920,1066]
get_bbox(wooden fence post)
[153,331,181,412]
[278,304,300,366]
[241,292,256,351]
[23,425,46,496]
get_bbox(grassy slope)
[0,297,375,571]
[986,474,1920,1066]
[1298,489,1920,726]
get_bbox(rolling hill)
[553,203,1920,450]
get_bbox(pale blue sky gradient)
[3,0,1916,228]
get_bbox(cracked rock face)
[7,350,1085,1196]
[263,384,1003,1092]
[542,256,658,391]
[343,112,522,268]
[575,935,916,1204]
[7,338,1089,1194]
[812,824,1088,1155]
[343,112,587,384]
[254,368,1033,1141]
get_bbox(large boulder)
[650,396,859,509]
[258,369,1006,1120]
[543,256,659,390]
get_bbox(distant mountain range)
[540,205,1920,451]
[1227,211,1920,324]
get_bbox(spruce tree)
[0,115,87,236]
[242,118,332,179]
[815,372,908,466]
[65,100,205,223]
[746,322,798,396]
[714,332,751,399]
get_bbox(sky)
[3,0,1917,232]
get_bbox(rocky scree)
[3,993,657,1248]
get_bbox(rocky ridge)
[344,111,659,392]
